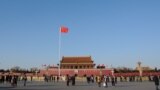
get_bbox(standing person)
[148,75,151,81]
[53,76,55,82]
[111,76,115,86]
[23,75,27,86]
[115,77,117,84]
[139,76,142,82]
[91,75,94,83]
[104,75,108,87]
[11,75,17,87]
[66,74,70,86]
[153,75,159,90]
[13,75,18,87]
[124,76,127,82]
[30,76,33,82]
[120,76,123,82]
[107,76,110,82]
[51,75,53,81]
[1,75,5,83]
[95,76,98,83]
[71,75,76,86]
[87,76,90,84]
[97,76,101,87]
[11,75,14,87]
[57,76,59,82]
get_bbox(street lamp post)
[137,61,143,82]
[137,62,143,76]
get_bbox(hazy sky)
[0,0,160,69]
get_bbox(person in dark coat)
[53,76,55,82]
[115,77,117,84]
[71,75,76,86]
[111,77,115,86]
[66,74,70,86]
[153,75,159,90]
[87,76,91,84]
[57,76,59,82]
[139,76,142,82]
[13,76,18,87]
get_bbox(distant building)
[135,66,153,71]
[60,56,95,69]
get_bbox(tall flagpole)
[58,27,61,77]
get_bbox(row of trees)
[114,67,160,73]
[0,66,39,73]
[96,66,160,73]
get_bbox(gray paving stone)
[0,81,158,90]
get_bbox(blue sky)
[0,0,160,69]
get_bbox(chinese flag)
[60,26,68,33]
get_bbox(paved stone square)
[0,81,158,90]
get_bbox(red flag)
[60,26,68,33]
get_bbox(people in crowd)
[71,75,76,86]
[86,76,91,84]
[97,76,101,87]
[53,76,56,82]
[66,74,70,86]
[103,75,108,88]
[120,76,123,82]
[91,75,94,83]
[153,75,159,90]
[57,76,59,82]
[111,76,115,86]
[23,74,27,86]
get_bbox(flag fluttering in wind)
[60,26,69,33]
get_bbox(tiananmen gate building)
[40,56,112,76]
[60,56,95,69]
